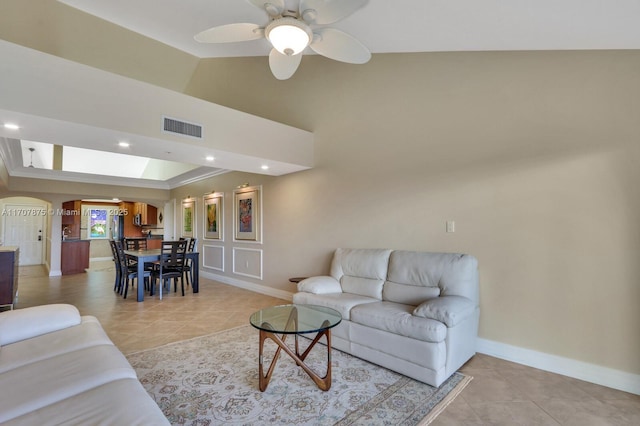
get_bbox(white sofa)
[293,248,479,387]
[0,304,169,425]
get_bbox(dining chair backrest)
[125,238,147,251]
[187,238,197,253]
[159,240,187,271]
[109,240,119,263]
[109,239,122,291]
[114,240,129,271]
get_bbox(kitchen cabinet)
[134,203,157,226]
[0,247,19,309]
[61,240,90,275]
[147,238,163,250]
[61,200,81,239]
[118,201,142,237]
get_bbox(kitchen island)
[61,239,90,275]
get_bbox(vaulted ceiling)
[2,0,639,189]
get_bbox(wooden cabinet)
[147,238,163,250]
[146,205,158,225]
[62,200,81,239]
[61,240,90,275]
[119,201,142,237]
[134,203,157,226]
[0,247,19,309]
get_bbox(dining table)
[124,248,200,302]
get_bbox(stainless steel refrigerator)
[111,214,125,241]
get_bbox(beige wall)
[0,0,199,92]
[175,51,640,376]
[1,0,639,380]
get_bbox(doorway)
[2,203,46,265]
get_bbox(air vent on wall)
[163,116,203,139]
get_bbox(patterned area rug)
[127,326,472,425]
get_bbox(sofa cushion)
[0,304,81,345]
[387,251,478,302]
[350,301,447,343]
[413,296,476,327]
[297,276,342,294]
[330,249,391,299]
[0,345,137,423]
[292,292,378,320]
[341,276,384,299]
[3,379,170,426]
[383,281,440,305]
[0,316,112,374]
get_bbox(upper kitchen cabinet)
[133,203,157,226]
[118,201,141,237]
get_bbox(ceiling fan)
[194,0,371,80]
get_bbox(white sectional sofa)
[0,304,169,425]
[293,248,479,387]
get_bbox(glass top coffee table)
[249,304,342,392]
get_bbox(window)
[89,209,108,239]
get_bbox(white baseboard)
[200,270,294,302]
[477,338,640,395]
[45,261,62,276]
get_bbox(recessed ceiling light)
[3,123,20,130]
[206,156,214,161]
[261,165,269,170]
[118,141,130,148]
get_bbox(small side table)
[288,277,307,283]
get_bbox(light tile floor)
[11,262,640,425]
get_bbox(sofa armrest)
[413,296,476,327]
[0,304,82,345]
[297,276,342,294]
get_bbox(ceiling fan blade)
[247,0,285,17]
[269,48,303,80]
[310,28,371,64]
[300,0,368,25]
[194,23,263,43]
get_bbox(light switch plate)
[446,221,455,233]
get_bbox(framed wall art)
[203,192,223,240]
[233,185,261,242]
[182,197,195,238]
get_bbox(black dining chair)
[150,240,188,299]
[109,240,122,293]
[182,238,197,287]
[114,240,151,299]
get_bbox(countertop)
[124,235,164,240]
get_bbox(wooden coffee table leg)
[258,328,286,392]
[258,320,331,392]
[257,320,333,392]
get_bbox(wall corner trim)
[477,338,640,395]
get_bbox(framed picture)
[203,192,223,240]
[234,186,261,242]
[182,198,195,238]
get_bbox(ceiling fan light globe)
[266,17,312,56]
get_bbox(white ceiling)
[59,0,640,58]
